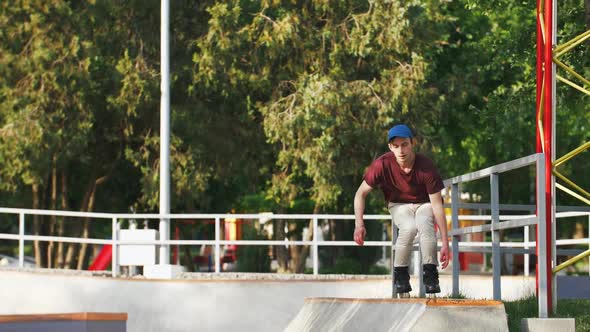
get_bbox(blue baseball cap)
[387,124,413,142]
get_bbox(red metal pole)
[536,0,543,153]
[535,0,544,299]
[543,0,554,313]
[535,0,554,314]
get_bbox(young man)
[353,124,449,294]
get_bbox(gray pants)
[388,202,438,267]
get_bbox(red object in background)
[172,226,180,264]
[459,252,467,270]
[458,252,484,271]
[89,245,112,270]
[458,232,484,271]
[223,218,242,263]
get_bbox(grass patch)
[446,292,468,299]
[504,296,590,331]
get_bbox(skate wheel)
[397,292,410,298]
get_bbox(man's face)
[388,137,414,164]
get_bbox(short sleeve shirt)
[363,152,444,203]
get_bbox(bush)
[368,265,390,275]
[236,223,270,273]
[320,257,363,274]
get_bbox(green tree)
[428,0,589,242]
[193,0,450,272]
[0,1,160,268]
[0,1,274,269]
[0,1,99,267]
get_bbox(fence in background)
[1,154,590,317]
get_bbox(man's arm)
[429,191,449,269]
[354,180,374,246]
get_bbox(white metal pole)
[382,223,386,262]
[112,217,119,277]
[215,217,221,273]
[451,183,460,297]
[159,0,171,265]
[537,153,549,318]
[418,247,425,298]
[491,173,501,301]
[313,217,319,275]
[524,225,530,276]
[19,213,24,268]
[551,0,557,314]
[413,247,420,277]
[391,219,397,298]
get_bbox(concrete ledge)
[521,318,575,332]
[143,264,185,279]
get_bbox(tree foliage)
[194,0,449,212]
[0,0,588,271]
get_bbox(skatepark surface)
[0,269,531,331]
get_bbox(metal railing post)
[19,213,24,268]
[391,219,397,298]
[537,153,549,318]
[524,225,530,277]
[215,217,221,273]
[491,173,501,300]
[313,217,319,275]
[413,248,421,277]
[418,247,425,297]
[112,217,119,277]
[451,183,460,297]
[382,223,387,261]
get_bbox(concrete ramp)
[284,298,508,332]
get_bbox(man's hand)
[429,191,450,270]
[354,226,366,246]
[439,244,449,269]
[354,181,373,246]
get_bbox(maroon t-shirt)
[363,152,444,203]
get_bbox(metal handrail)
[553,249,590,273]
[445,152,551,318]
[3,208,584,259]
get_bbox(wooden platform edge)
[0,312,128,323]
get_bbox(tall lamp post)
[159,0,171,265]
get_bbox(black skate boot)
[394,266,412,296]
[423,264,441,294]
